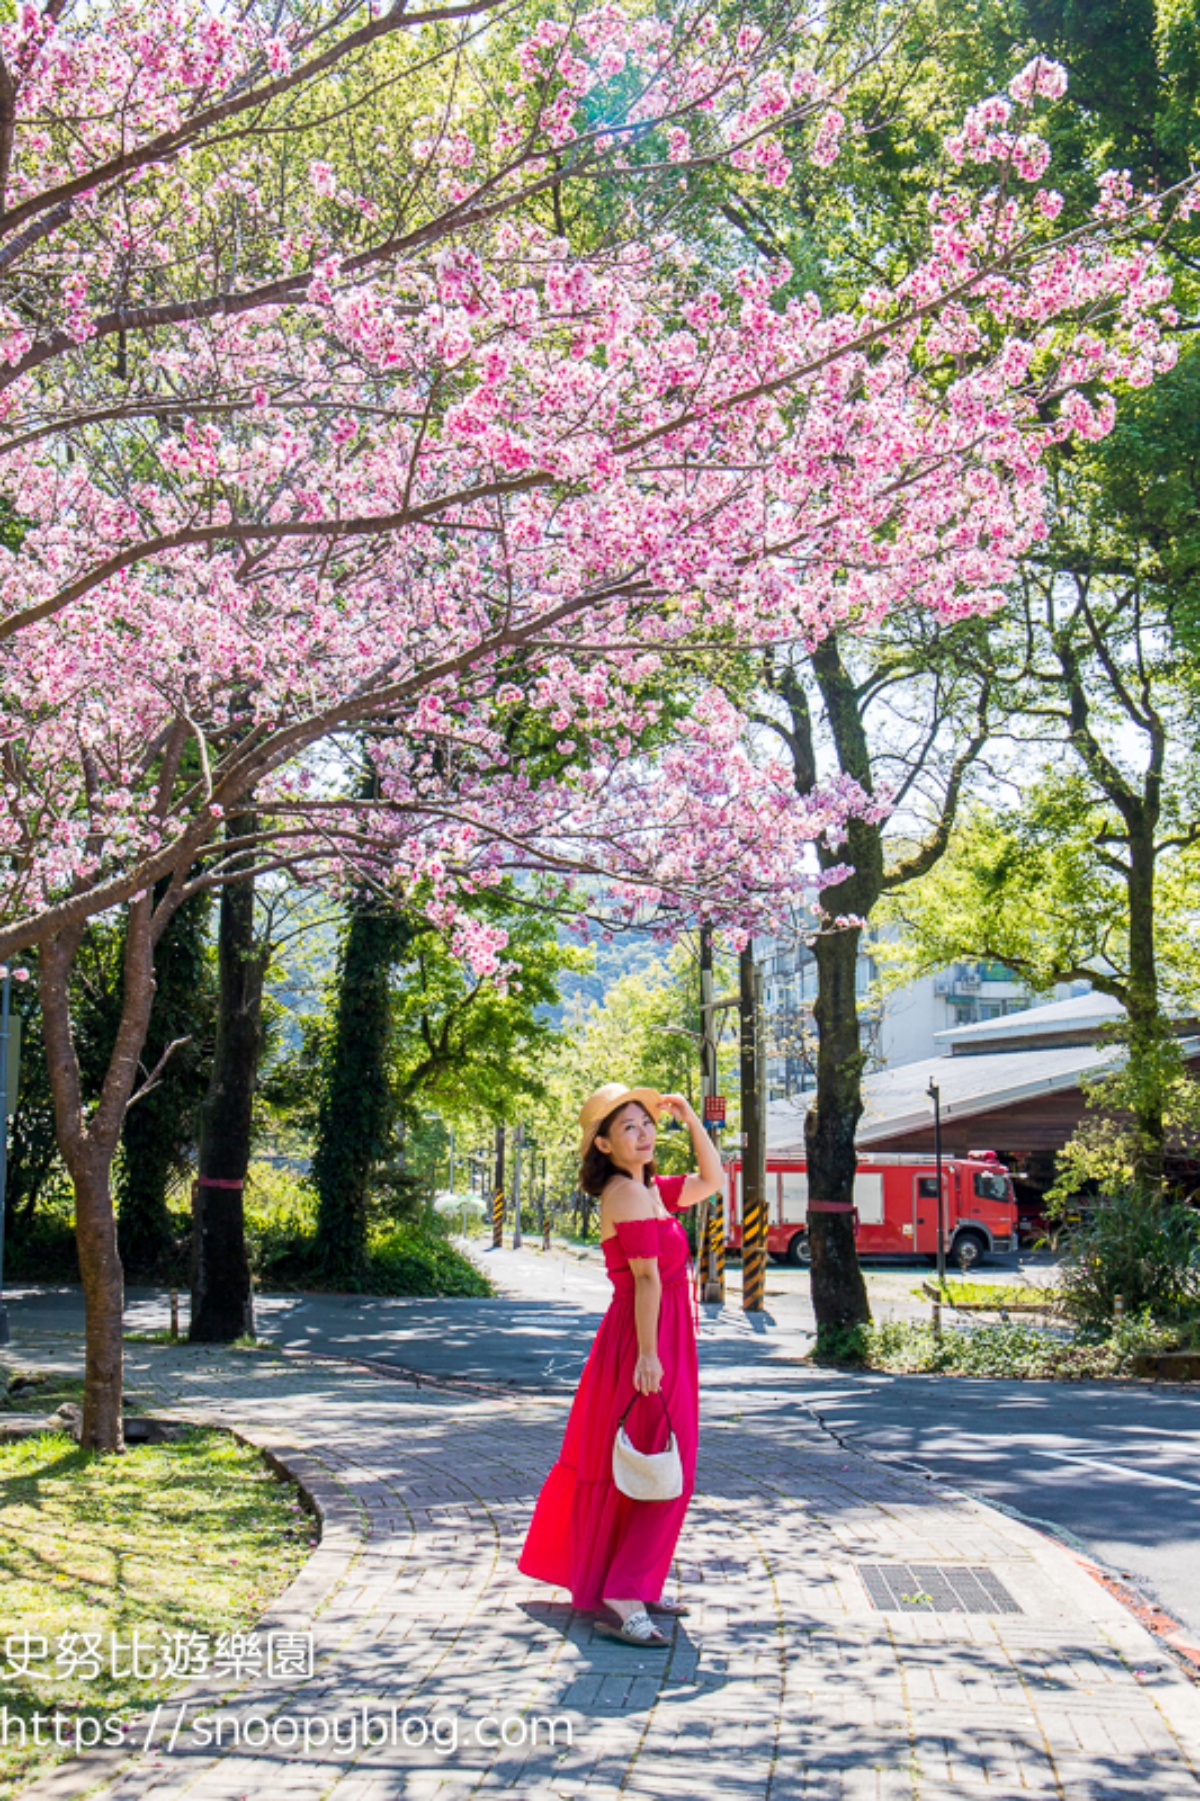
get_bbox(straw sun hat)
[578,1083,665,1157]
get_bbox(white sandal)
[594,1607,670,1648]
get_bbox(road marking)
[1030,1449,1200,1494]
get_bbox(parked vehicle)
[724,1148,1018,1267]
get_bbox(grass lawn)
[0,1382,313,1799]
[912,1279,1063,1311]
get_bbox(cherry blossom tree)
[0,5,1189,1447]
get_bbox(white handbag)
[612,1393,684,1502]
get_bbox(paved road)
[8,1251,1200,1646]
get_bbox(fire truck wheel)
[785,1232,811,1267]
[952,1228,988,1271]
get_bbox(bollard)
[492,1186,504,1249]
[542,1214,551,1253]
[931,1297,942,1340]
[169,1289,179,1342]
[1114,1293,1125,1322]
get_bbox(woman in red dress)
[518,1082,724,1647]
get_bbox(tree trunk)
[74,1147,126,1450]
[190,819,263,1343]
[805,917,872,1330]
[39,896,167,1452]
[778,640,880,1332]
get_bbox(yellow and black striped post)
[741,1188,767,1312]
[740,943,768,1313]
[705,1201,726,1305]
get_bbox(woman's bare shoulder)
[601,1176,658,1220]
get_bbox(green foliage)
[311,898,416,1282]
[1057,1188,1200,1327]
[1048,1050,1200,1206]
[357,1223,492,1298]
[0,1422,309,1798]
[880,794,1144,998]
[813,1313,1195,1377]
[390,894,588,1124]
[118,889,216,1275]
[242,1162,322,1286]
[881,796,1200,1189]
[0,1192,80,1282]
[242,1161,490,1297]
[300,881,588,1277]
[1088,339,1200,632]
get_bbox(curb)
[1067,1553,1200,1672]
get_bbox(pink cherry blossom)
[0,9,1190,977]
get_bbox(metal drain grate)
[858,1563,1021,1615]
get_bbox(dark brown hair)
[580,1101,659,1197]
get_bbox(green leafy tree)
[524,938,739,1226]
[306,887,587,1281]
[884,783,1200,1189]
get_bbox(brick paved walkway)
[10,1330,1200,1801]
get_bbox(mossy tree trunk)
[311,899,413,1285]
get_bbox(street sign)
[703,1095,727,1124]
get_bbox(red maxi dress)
[519,1175,698,1610]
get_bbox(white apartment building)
[757,933,1086,1103]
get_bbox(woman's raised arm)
[659,1094,724,1209]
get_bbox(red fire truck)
[724,1150,1018,1267]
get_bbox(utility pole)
[512,1122,524,1249]
[492,1124,505,1249]
[698,924,725,1305]
[927,1079,946,1283]
[740,942,768,1313]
